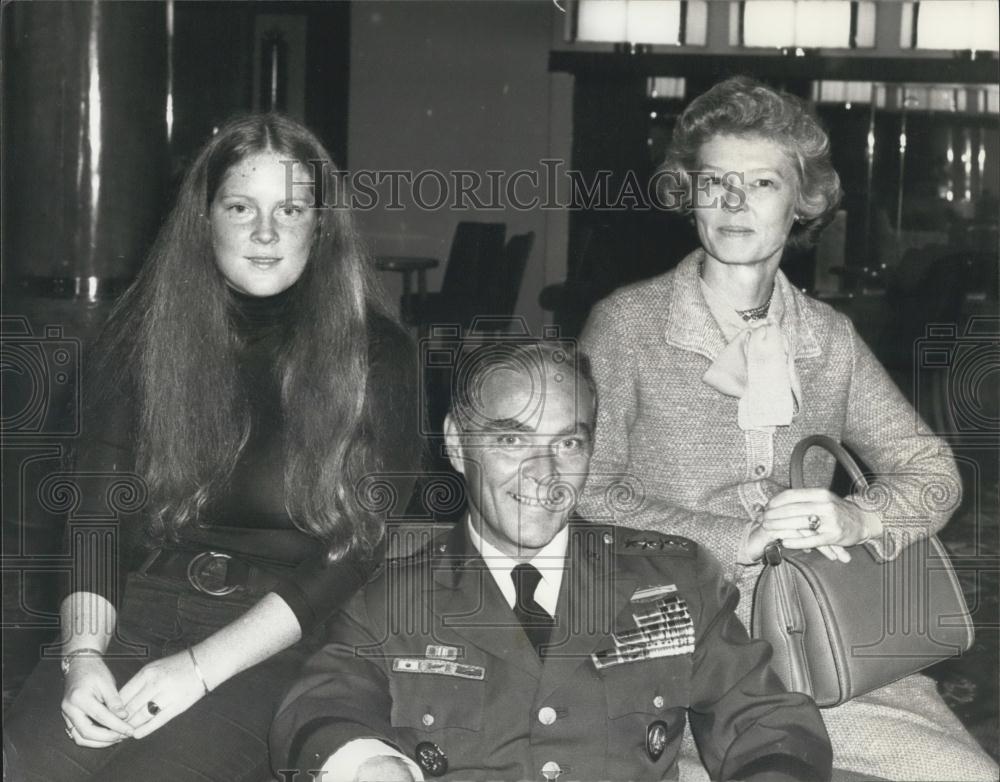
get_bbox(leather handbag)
[751,434,974,707]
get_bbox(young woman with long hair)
[4,113,421,781]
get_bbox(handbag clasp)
[763,541,784,566]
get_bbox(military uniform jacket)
[270,522,832,782]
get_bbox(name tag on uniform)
[393,657,486,680]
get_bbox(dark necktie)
[511,563,555,656]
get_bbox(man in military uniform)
[270,341,832,782]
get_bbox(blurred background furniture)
[374,255,440,326]
[389,221,534,336]
[539,224,621,338]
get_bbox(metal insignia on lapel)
[625,538,661,550]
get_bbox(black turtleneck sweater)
[71,289,421,632]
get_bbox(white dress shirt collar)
[466,518,568,618]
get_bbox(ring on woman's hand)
[147,700,161,716]
[808,514,821,531]
[64,725,74,739]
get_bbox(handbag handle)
[764,435,870,566]
[789,434,869,492]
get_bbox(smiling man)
[270,341,832,782]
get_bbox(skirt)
[678,673,997,782]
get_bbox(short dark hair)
[661,75,842,249]
[447,340,596,432]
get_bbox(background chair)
[413,227,536,440]
[538,224,617,338]
[400,221,507,331]
[467,230,535,333]
[399,227,536,523]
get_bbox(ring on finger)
[808,514,821,532]
[147,700,161,716]
[64,725,74,740]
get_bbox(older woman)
[4,114,420,781]
[579,77,996,781]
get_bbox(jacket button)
[421,713,435,727]
[541,760,562,780]
[653,695,664,709]
[754,464,766,477]
[538,706,557,725]
[752,503,765,514]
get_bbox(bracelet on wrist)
[187,646,211,695]
[60,647,104,677]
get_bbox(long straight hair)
[96,114,390,559]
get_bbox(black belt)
[137,548,284,596]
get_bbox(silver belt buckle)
[186,551,238,596]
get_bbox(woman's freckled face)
[209,151,318,297]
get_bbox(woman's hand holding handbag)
[751,435,974,707]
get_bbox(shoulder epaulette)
[572,522,699,558]
[619,531,697,557]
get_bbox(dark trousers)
[4,573,317,782]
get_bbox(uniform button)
[752,502,765,514]
[541,760,562,780]
[421,713,435,727]
[754,464,766,477]
[538,706,557,725]
[653,695,665,709]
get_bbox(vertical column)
[2,1,167,295]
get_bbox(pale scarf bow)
[700,277,802,430]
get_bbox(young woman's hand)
[119,650,209,738]
[61,656,134,747]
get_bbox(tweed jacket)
[578,250,961,624]
[269,521,832,782]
